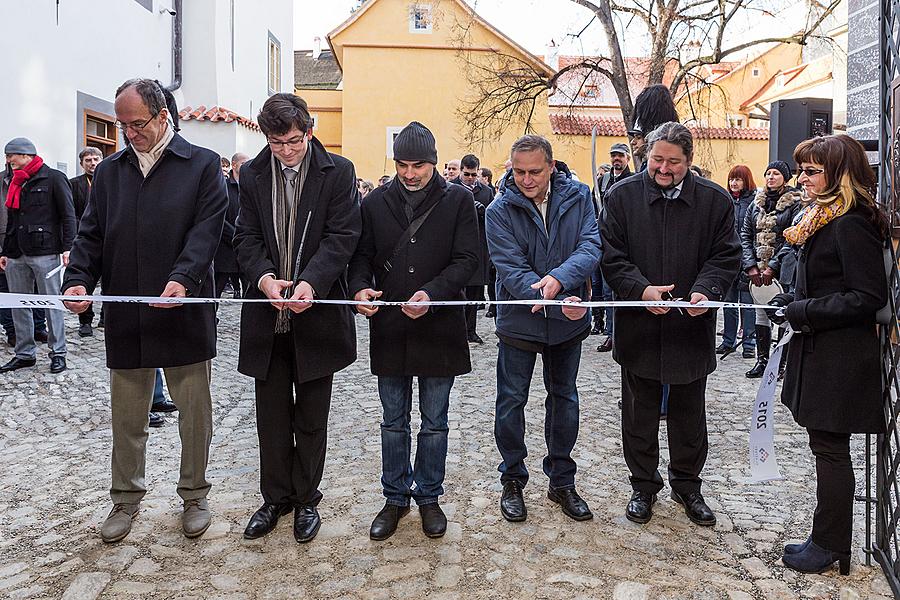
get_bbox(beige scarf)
[133,124,174,177]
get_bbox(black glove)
[765,292,793,325]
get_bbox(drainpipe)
[167,0,183,91]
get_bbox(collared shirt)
[663,179,685,199]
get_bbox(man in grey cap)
[0,137,76,374]
[592,142,634,347]
[349,121,479,541]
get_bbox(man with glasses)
[63,78,228,543]
[233,93,361,544]
[69,147,103,337]
[449,154,493,343]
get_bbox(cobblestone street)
[0,304,893,599]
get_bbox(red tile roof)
[179,105,261,132]
[549,113,769,140]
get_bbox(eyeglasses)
[795,167,825,178]
[267,135,308,150]
[461,171,479,178]
[115,113,159,132]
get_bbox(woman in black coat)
[767,134,889,575]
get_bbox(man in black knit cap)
[349,121,478,541]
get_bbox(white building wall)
[0,0,292,175]
[0,0,174,174]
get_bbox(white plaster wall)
[0,0,174,174]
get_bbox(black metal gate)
[872,0,900,592]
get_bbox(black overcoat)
[600,171,741,384]
[68,173,91,223]
[449,177,492,286]
[63,134,228,369]
[214,176,240,273]
[781,206,887,433]
[348,175,479,377]
[234,139,361,383]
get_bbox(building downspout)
[168,0,183,91]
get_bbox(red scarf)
[5,155,44,209]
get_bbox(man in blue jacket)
[485,135,601,523]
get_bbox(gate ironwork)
[873,0,900,593]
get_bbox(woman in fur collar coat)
[738,160,802,378]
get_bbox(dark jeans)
[495,340,581,489]
[153,369,166,404]
[378,375,454,506]
[622,368,708,495]
[722,283,755,350]
[0,271,46,337]
[808,429,853,554]
[465,285,483,336]
[254,333,333,507]
[590,266,614,335]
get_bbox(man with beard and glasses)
[600,122,740,528]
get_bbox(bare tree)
[456,0,841,139]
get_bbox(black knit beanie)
[393,121,438,164]
[765,160,792,182]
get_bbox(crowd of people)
[0,79,889,579]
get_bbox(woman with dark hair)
[768,134,889,575]
[739,160,802,377]
[718,165,757,358]
[628,84,679,171]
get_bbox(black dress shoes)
[671,490,716,526]
[243,503,292,539]
[500,481,526,522]
[78,323,93,337]
[148,412,165,428]
[151,399,178,413]
[0,357,36,373]
[293,506,320,543]
[419,503,447,538]
[370,503,410,541]
[34,330,48,343]
[50,356,67,373]
[625,490,657,524]
[548,487,593,521]
[597,336,613,352]
[468,333,484,344]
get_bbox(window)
[582,84,599,98]
[83,110,118,157]
[268,31,281,95]
[409,4,433,34]
[310,114,319,129]
[751,67,760,78]
[386,126,404,158]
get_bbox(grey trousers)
[5,254,66,358]
[109,360,213,504]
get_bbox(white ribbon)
[747,329,793,483]
[0,292,776,311]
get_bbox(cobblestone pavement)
[0,304,893,600]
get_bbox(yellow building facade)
[300,0,770,187]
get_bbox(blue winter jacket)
[486,166,602,346]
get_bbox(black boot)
[590,308,604,335]
[745,325,771,378]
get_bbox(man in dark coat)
[600,122,740,527]
[486,136,601,524]
[349,121,478,541]
[0,137,76,374]
[68,146,103,337]
[214,160,242,299]
[449,153,492,343]
[63,78,228,543]
[233,94,361,545]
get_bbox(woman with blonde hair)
[767,134,889,575]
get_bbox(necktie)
[283,167,296,199]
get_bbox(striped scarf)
[270,149,311,333]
